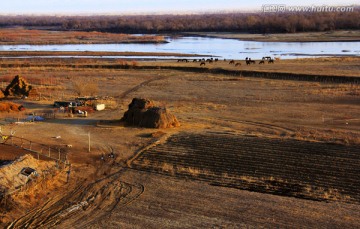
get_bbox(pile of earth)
[0,102,24,112]
[121,98,180,128]
[2,75,32,97]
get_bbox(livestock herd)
[177,56,277,66]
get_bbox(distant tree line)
[0,10,359,34]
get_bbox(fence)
[2,136,68,164]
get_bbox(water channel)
[0,36,359,60]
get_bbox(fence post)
[49,147,51,157]
[58,149,61,161]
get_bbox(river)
[0,36,359,60]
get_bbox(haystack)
[121,98,180,128]
[2,75,32,97]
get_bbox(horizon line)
[0,9,263,17]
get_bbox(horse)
[200,61,206,66]
[259,60,265,64]
[229,60,235,64]
[268,59,274,64]
[235,63,241,66]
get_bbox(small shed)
[20,167,37,177]
[94,103,105,111]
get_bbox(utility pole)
[88,132,91,152]
[80,132,91,152]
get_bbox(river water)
[0,36,359,60]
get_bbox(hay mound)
[128,97,155,110]
[0,102,24,112]
[121,98,180,128]
[2,75,32,97]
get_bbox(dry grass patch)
[293,127,360,145]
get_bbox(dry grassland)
[0,28,166,45]
[0,56,359,228]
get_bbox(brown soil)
[0,57,360,228]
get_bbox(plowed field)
[132,132,360,203]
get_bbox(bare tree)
[72,77,98,96]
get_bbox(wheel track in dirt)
[6,181,87,229]
[117,75,168,99]
[6,168,145,229]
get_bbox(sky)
[0,0,358,15]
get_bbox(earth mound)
[121,98,180,128]
[2,75,32,97]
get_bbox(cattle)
[246,60,256,65]
[259,60,265,64]
[229,60,235,64]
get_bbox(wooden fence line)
[2,136,67,164]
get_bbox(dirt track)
[7,168,145,229]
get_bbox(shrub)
[71,77,99,96]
